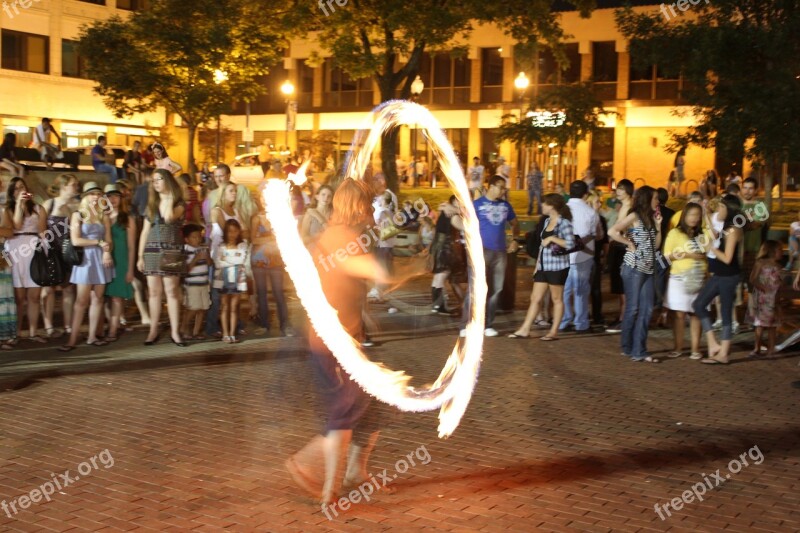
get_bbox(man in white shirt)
[467,156,485,194]
[495,156,510,188]
[33,118,61,169]
[559,180,599,333]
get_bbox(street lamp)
[214,69,228,163]
[281,80,295,155]
[410,75,424,187]
[514,72,530,190]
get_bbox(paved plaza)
[0,281,798,532]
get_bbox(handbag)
[379,220,402,241]
[159,249,187,275]
[61,235,84,267]
[30,240,66,287]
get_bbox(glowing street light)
[281,80,295,96]
[410,75,425,187]
[514,72,530,92]
[213,69,228,85]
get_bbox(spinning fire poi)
[267,101,488,504]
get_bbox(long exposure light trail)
[263,100,486,437]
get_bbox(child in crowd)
[215,219,249,343]
[182,224,210,340]
[747,240,783,356]
[417,216,435,253]
[785,210,800,270]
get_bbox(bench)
[14,147,80,171]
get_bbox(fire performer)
[286,178,394,506]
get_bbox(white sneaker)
[459,329,467,338]
[712,320,723,330]
[689,352,703,360]
[367,288,380,300]
[484,328,499,337]
[732,321,740,335]
[388,307,398,314]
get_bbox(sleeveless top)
[210,207,242,258]
[710,230,741,276]
[46,200,70,250]
[623,218,657,274]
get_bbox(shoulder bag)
[31,239,66,286]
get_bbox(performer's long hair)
[329,178,373,228]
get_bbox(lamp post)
[513,72,530,190]
[281,80,295,157]
[214,69,229,163]
[410,75,424,187]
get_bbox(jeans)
[693,274,739,341]
[253,266,289,331]
[94,163,119,183]
[560,260,593,331]
[461,248,506,329]
[527,188,542,215]
[653,255,669,309]
[620,264,655,359]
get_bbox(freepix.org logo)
[2,0,42,19]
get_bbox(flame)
[263,101,486,438]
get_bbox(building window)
[481,48,504,103]
[592,41,617,100]
[416,53,471,105]
[116,0,149,9]
[629,59,680,100]
[62,40,88,79]
[1,30,49,74]
[323,62,372,107]
[535,44,580,98]
[562,44,580,84]
[298,62,314,108]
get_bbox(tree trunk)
[763,156,775,215]
[381,127,400,194]
[186,122,197,179]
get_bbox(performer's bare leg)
[321,430,351,505]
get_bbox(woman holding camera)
[509,193,575,341]
[2,178,47,343]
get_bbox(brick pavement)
[0,269,799,532]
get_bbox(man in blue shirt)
[461,176,520,337]
[91,136,119,183]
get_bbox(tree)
[292,0,595,192]
[78,0,287,173]
[497,82,612,183]
[616,1,800,210]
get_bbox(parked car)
[230,152,265,188]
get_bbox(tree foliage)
[616,1,800,206]
[497,82,611,148]
[78,0,288,170]
[292,0,596,191]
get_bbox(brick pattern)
[0,271,798,531]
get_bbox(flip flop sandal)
[701,357,729,365]
[193,335,207,341]
[86,340,108,347]
[667,351,683,358]
[540,336,558,341]
[0,343,13,350]
[507,333,530,339]
[28,335,47,344]
[58,345,77,352]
